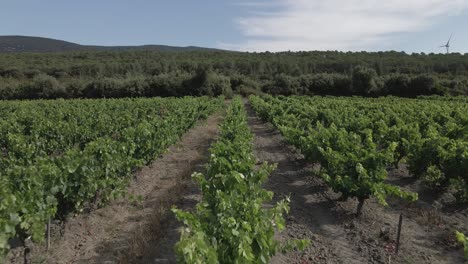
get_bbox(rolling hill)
[0,35,218,53]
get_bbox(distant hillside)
[0,35,219,53]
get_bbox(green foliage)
[0,96,223,258]
[263,74,300,95]
[384,74,442,97]
[146,72,192,97]
[2,50,467,99]
[352,66,378,95]
[250,95,468,203]
[192,69,233,98]
[299,73,352,96]
[26,74,66,99]
[250,95,464,214]
[455,231,468,260]
[408,136,468,199]
[311,126,416,207]
[230,74,260,96]
[408,75,444,97]
[384,74,411,96]
[172,97,308,263]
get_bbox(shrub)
[146,72,191,97]
[26,74,66,99]
[352,66,378,96]
[262,74,299,95]
[84,78,123,98]
[300,73,351,95]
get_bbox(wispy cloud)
[222,0,468,51]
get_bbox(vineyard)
[1,94,467,263]
[172,97,307,263]
[0,97,223,258]
[249,95,468,262]
[250,95,468,212]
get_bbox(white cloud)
[223,0,468,51]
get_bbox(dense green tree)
[352,66,378,96]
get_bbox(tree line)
[0,50,467,99]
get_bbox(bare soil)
[136,172,202,264]
[6,112,222,264]
[245,102,467,264]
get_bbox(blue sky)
[1,0,468,53]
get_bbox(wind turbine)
[440,33,453,54]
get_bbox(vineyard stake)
[46,217,51,251]
[395,214,403,254]
[24,237,32,264]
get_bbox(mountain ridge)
[0,35,220,53]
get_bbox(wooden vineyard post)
[24,236,32,264]
[396,214,403,254]
[46,217,51,251]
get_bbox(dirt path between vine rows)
[6,112,222,264]
[135,164,203,264]
[245,102,467,264]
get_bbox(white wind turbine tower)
[440,33,453,54]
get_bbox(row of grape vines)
[250,95,467,214]
[0,97,223,257]
[172,97,308,264]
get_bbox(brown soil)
[6,112,222,264]
[136,169,202,264]
[245,102,467,264]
